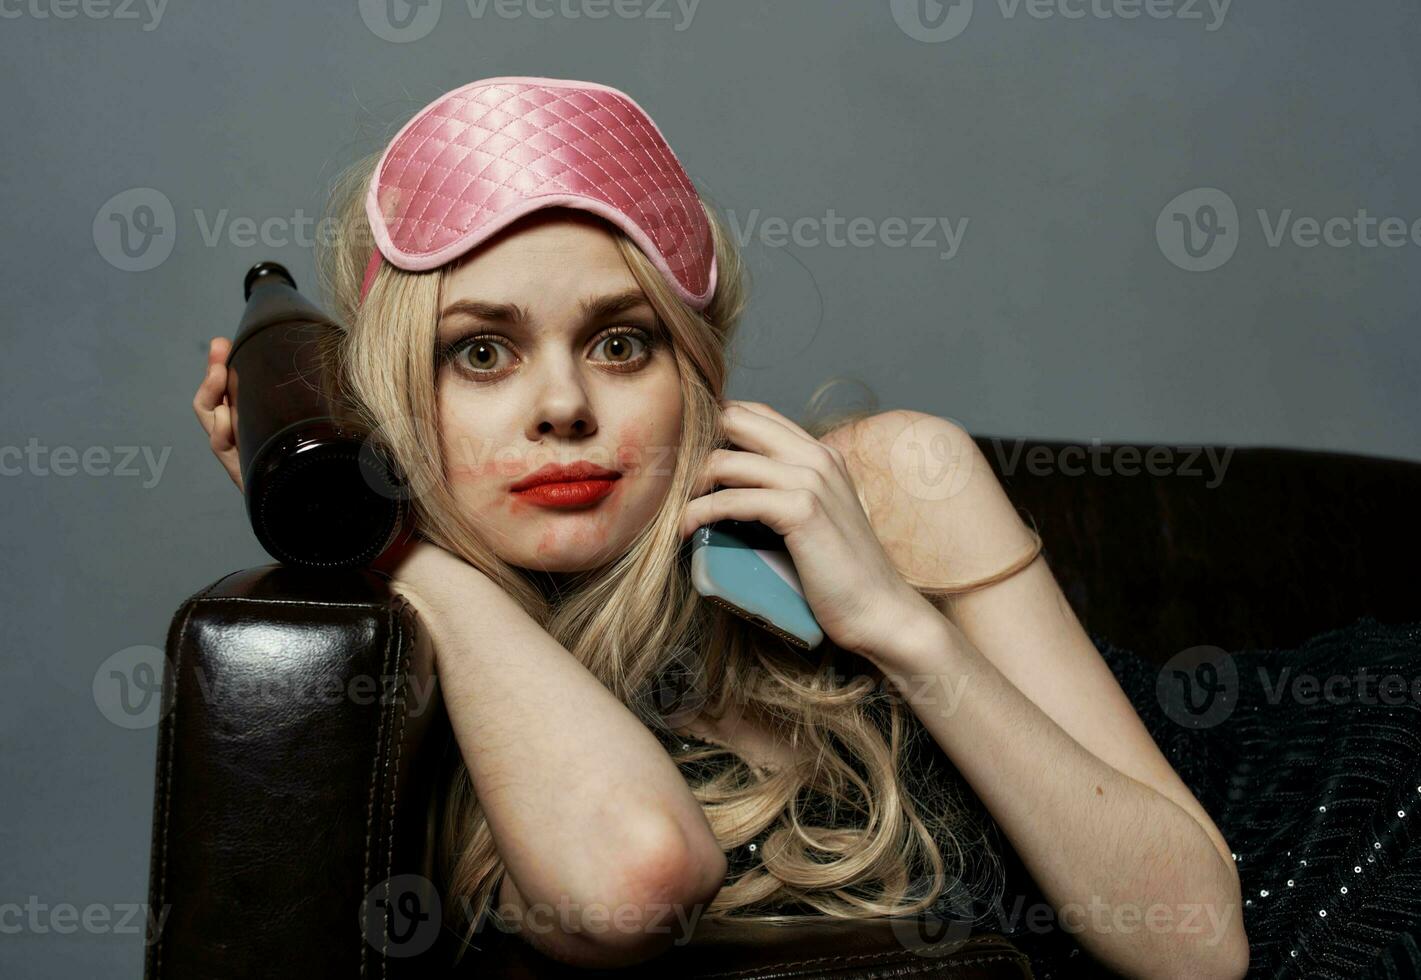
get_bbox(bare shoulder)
[818,410,1038,589]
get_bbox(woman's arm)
[884,609,1247,980]
[825,411,1248,980]
[387,542,726,968]
[196,345,723,964]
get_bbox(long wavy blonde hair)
[313,148,1037,958]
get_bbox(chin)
[505,536,635,575]
[517,554,606,574]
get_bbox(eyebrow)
[437,288,654,330]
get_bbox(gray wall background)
[2,0,1418,974]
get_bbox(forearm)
[876,615,1245,979]
[408,565,725,941]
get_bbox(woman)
[191,77,1420,979]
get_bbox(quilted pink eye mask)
[359,75,717,310]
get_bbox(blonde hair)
[313,149,1039,959]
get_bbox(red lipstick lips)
[510,461,622,509]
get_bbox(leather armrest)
[144,564,448,979]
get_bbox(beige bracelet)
[901,527,1045,597]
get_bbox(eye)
[445,336,514,375]
[436,325,658,380]
[592,327,655,368]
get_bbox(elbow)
[1209,878,1251,980]
[1166,917,1250,980]
[1161,851,1249,980]
[588,820,728,966]
[1177,946,1249,980]
[1214,931,1251,980]
[542,818,728,969]
[1118,866,1249,980]
[587,852,726,966]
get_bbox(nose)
[525,369,597,441]
[534,412,594,439]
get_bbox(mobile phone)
[688,515,824,651]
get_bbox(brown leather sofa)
[142,437,1421,978]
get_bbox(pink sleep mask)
[359,76,717,309]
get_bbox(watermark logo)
[637,186,710,288]
[1156,187,1239,272]
[890,0,974,43]
[888,910,977,957]
[1157,645,1238,730]
[359,0,443,42]
[93,645,173,730]
[356,414,440,506]
[886,878,978,956]
[361,875,442,956]
[887,414,976,502]
[93,188,176,272]
[635,644,709,732]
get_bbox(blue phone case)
[688,518,824,650]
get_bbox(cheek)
[614,415,679,484]
[615,381,683,479]
[615,419,649,475]
[438,394,525,487]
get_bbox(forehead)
[439,209,640,306]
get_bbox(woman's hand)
[192,336,243,493]
[679,399,936,662]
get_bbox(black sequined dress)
[682,617,1421,979]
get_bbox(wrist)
[862,589,958,675]
[384,541,489,626]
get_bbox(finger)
[192,363,225,431]
[692,448,809,498]
[195,337,232,409]
[208,336,231,366]
[211,400,235,451]
[720,402,833,469]
[722,399,816,442]
[681,486,815,539]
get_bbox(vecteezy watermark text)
[0,897,170,941]
[93,644,439,730]
[724,208,969,261]
[890,880,1242,956]
[0,0,167,30]
[985,438,1233,488]
[0,439,170,487]
[890,0,1232,44]
[358,0,701,43]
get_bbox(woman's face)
[433,209,685,574]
